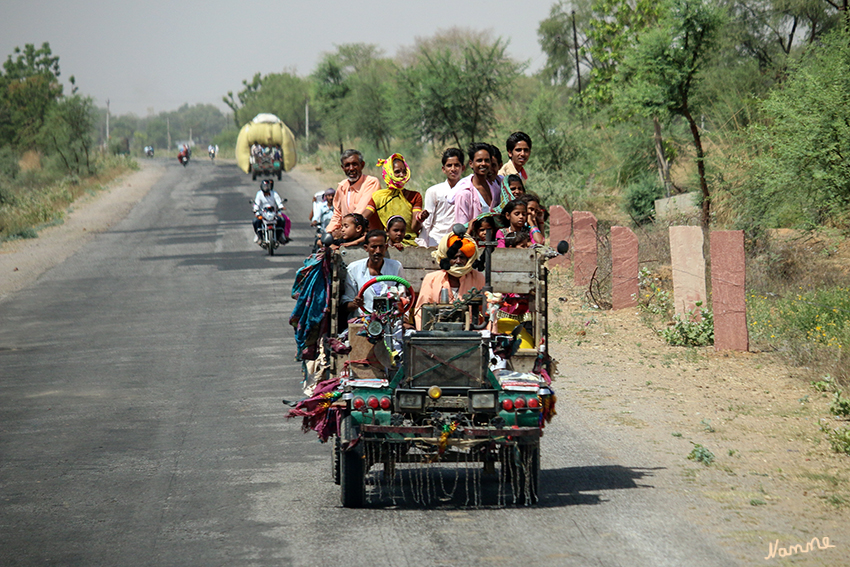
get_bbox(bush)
[625,174,664,224]
[660,302,714,346]
[0,146,20,179]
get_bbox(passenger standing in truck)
[325,149,382,236]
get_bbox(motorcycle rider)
[252,179,290,245]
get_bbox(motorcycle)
[145,146,154,158]
[252,198,289,256]
[178,152,189,167]
[209,148,216,161]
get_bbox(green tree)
[613,0,725,227]
[583,0,663,104]
[397,36,523,149]
[311,44,387,150]
[223,72,309,134]
[0,42,65,148]
[38,95,97,175]
[743,28,850,229]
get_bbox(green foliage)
[742,28,850,230]
[660,302,714,347]
[311,43,391,150]
[537,0,584,86]
[223,71,310,135]
[624,173,664,224]
[831,391,850,419]
[38,95,97,174]
[0,145,19,180]
[396,37,523,149]
[820,421,850,455]
[687,443,715,465]
[638,267,673,316]
[0,42,64,148]
[583,0,663,104]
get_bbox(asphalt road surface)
[0,160,738,566]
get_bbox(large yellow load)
[236,113,297,174]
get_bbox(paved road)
[0,160,738,566]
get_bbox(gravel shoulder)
[548,270,849,565]
[0,160,165,303]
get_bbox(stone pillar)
[669,226,707,315]
[611,226,639,309]
[548,205,571,269]
[710,230,748,351]
[573,211,598,287]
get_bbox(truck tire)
[340,416,365,508]
[332,435,341,485]
[277,170,282,181]
[252,171,257,181]
[517,443,540,505]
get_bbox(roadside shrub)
[0,146,20,179]
[687,443,715,465]
[748,286,850,387]
[660,302,714,346]
[625,174,664,224]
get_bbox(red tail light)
[353,397,365,410]
[527,397,540,409]
[501,399,514,411]
[514,396,526,409]
[367,396,379,409]
[379,396,391,410]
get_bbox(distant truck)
[235,114,297,180]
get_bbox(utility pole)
[305,100,309,144]
[189,127,192,146]
[167,117,171,151]
[572,12,582,98]
[106,99,110,149]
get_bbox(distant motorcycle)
[209,148,216,161]
[144,146,154,158]
[178,151,189,167]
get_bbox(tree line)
[3,0,848,233]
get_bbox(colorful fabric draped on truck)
[290,250,332,360]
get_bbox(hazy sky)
[0,0,556,117]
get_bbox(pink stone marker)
[548,206,571,269]
[669,226,707,315]
[611,226,639,309]
[573,211,598,287]
[710,230,748,351]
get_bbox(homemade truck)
[290,231,565,507]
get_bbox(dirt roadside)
[548,273,849,565]
[0,160,165,303]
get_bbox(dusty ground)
[548,267,849,565]
[0,160,165,302]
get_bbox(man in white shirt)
[343,230,404,316]
[311,188,335,231]
[417,148,466,247]
[252,179,288,244]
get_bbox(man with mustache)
[325,149,382,237]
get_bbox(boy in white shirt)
[416,148,466,247]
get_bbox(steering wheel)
[356,275,414,315]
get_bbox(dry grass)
[0,153,137,241]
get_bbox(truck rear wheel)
[516,443,540,505]
[332,435,340,485]
[339,416,365,508]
